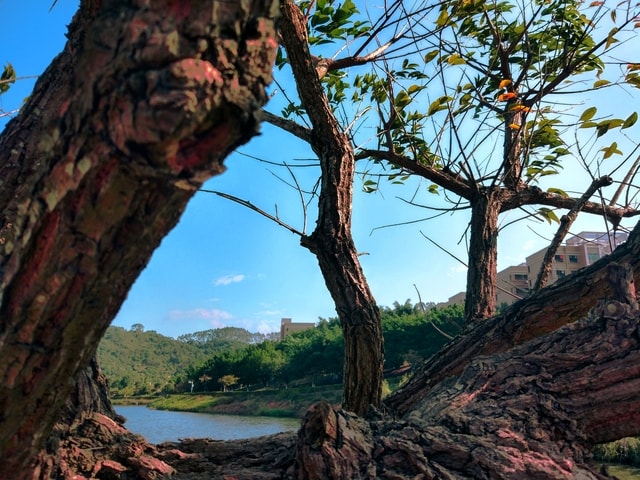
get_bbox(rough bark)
[386,223,640,416]
[0,0,278,475]
[293,274,640,479]
[464,188,502,321]
[279,0,384,415]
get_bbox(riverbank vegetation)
[144,386,343,418]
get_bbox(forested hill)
[97,325,277,396]
[98,303,464,397]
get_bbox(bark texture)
[464,188,501,321]
[279,0,384,415]
[0,0,278,475]
[386,224,640,416]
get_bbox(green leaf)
[363,179,377,193]
[427,96,452,116]
[546,187,568,197]
[446,53,466,65]
[0,62,16,94]
[601,141,622,159]
[579,106,597,122]
[538,207,560,224]
[436,8,450,28]
[428,184,439,194]
[622,111,638,129]
[394,91,411,109]
[626,73,640,89]
[593,79,610,88]
[424,50,439,63]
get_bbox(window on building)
[588,252,600,263]
[556,270,566,278]
[568,255,579,263]
[554,254,564,262]
[514,274,528,280]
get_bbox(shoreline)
[111,385,343,419]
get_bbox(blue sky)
[1,1,637,338]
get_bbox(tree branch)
[533,175,613,291]
[356,148,474,199]
[261,110,313,143]
[199,189,305,237]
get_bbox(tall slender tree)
[264,0,640,324]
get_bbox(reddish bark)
[386,225,640,415]
[132,261,639,479]
[0,0,278,475]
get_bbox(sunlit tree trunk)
[464,188,502,321]
[279,0,384,415]
[0,0,278,475]
[386,224,640,416]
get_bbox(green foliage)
[594,437,640,468]
[103,303,465,397]
[303,0,370,46]
[183,302,465,393]
[275,0,639,203]
[0,63,15,94]
[97,326,274,396]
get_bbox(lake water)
[115,405,300,444]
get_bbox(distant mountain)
[97,325,276,396]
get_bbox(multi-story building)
[442,231,628,308]
[280,318,315,340]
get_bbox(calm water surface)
[115,405,300,444]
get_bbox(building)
[496,263,530,306]
[442,230,628,308]
[280,318,315,340]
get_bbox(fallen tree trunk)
[292,263,640,479]
[386,226,640,415]
[0,0,278,475]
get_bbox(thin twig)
[199,189,305,237]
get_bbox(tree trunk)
[279,0,384,415]
[386,222,640,416]
[0,0,278,475]
[464,188,502,321]
[293,268,640,479]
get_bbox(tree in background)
[219,375,240,392]
[266,0,640,328]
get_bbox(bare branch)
[532,175,614,292]
[413,284,454,341]
[199,189,305,237]
[261,110,313,143]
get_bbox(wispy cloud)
[214,274,245,286]
[168,308,233,328]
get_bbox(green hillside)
[97,325,276,396]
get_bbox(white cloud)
[214,274,245,286]
[168,308,233,328]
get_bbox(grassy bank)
[139,385,343,418]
